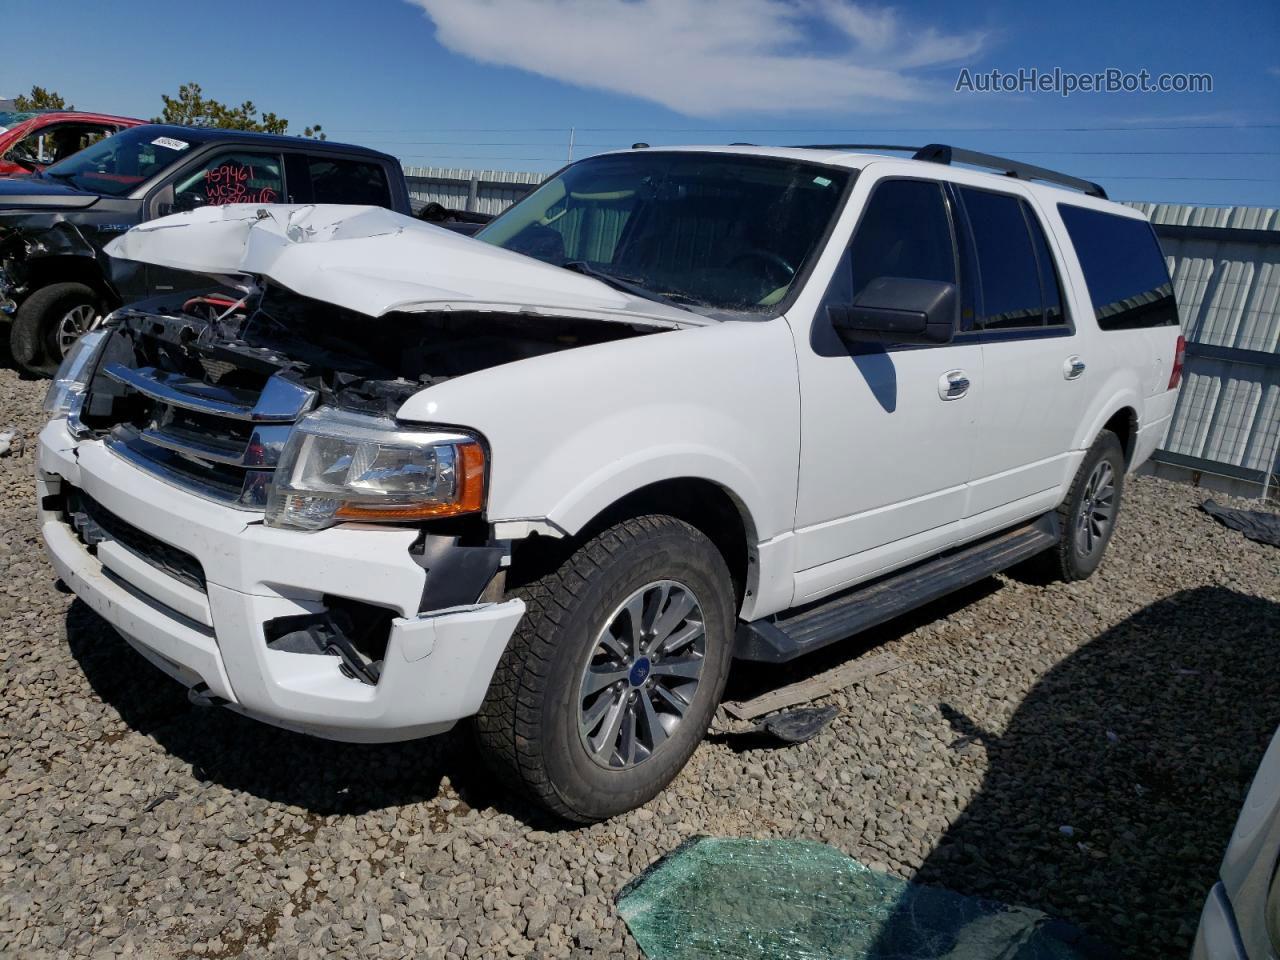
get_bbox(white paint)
[104,203,702,329]
[48,145,1181,745]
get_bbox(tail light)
[1168,334,1186,389]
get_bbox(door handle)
[938,369,970,400]
[1064,356,1087,380]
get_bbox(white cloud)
[409,0,987,116]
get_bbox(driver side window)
[847,179,956,301]
[172,152,284,211]
[9,129,55,166]
[8,123,116,167]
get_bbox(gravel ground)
[1,363,1278,959]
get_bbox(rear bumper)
[38,417,524,743]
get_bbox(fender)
[0,216,119,302]
[1073,366,1142,457]
[395,315,802,547]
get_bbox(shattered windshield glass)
[617,837,1095,960]
[477,152,850,316]
[40,126,188,197]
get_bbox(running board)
[736,514,1060,663]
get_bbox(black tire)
[1040,430,1126,582]
[10,282,100,377]
[474,515,735,822]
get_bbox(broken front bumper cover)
[37,417,524,743]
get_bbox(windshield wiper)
[561,261,691,312]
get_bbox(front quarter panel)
[394,318,801,545]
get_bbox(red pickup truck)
[0,111,144,176]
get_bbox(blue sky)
[3,0,1278,206]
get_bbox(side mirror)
[828,277,956,345]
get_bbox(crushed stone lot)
[1,363,1278,960]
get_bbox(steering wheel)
[728,248,797,282]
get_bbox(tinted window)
[1026,206,1066,326]
[959,187,1043,329]
[847,179,955,300]
[1059,205,1178,330]
[172,152,283,211]
[308,157,391,207]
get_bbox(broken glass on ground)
[616,836,1105,960]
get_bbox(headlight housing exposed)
[43,327,111,427]
[265,408,486,531]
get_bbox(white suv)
[37,144,1184,820]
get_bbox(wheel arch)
[1101,406,1139,466]
[1074,373,1143,468]
[506,474,761,617]
[23,255,113,301]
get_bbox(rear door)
[954,185,1091,524]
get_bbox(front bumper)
[37,418,524,743]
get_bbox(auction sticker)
[152,137,189,151]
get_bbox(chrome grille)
[100,363,316,509]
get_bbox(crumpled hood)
[104,203,705,328]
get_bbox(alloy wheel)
[577,580,706,770]
[1075,459,1116,556]
[54,303,99,360]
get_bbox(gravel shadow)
[62,600,563,826]
[909,585,1280,956]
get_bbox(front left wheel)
[474,515,735,822]
[10,282,101,377]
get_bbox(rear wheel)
[474,515,735,822]
[1041,429,1126,581]
[10,282,101,377]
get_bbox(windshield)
[41,126,191,196]
[477,152,851,315]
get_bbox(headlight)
[43,327,111,423]
[265,408,486,530]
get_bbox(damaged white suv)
[37,145,1183,821]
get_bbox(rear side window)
[847,179,955,300]
[958,187,1047,330]
[308,156,392,207]
[1058,205,1178,330]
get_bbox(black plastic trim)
[736,513,1060,662]
[410,533,506,611]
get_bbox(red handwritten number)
[203,162,279,205]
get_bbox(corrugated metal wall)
[1129,203,1280,493]
[401,166,544,217]
[397,164,1280,494]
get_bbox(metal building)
[1130,203,1280,500]
[402,166,545,218]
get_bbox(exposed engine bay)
[81,283,658,430]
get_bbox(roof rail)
[913,144,1107,199]
[789,142,1108,199]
